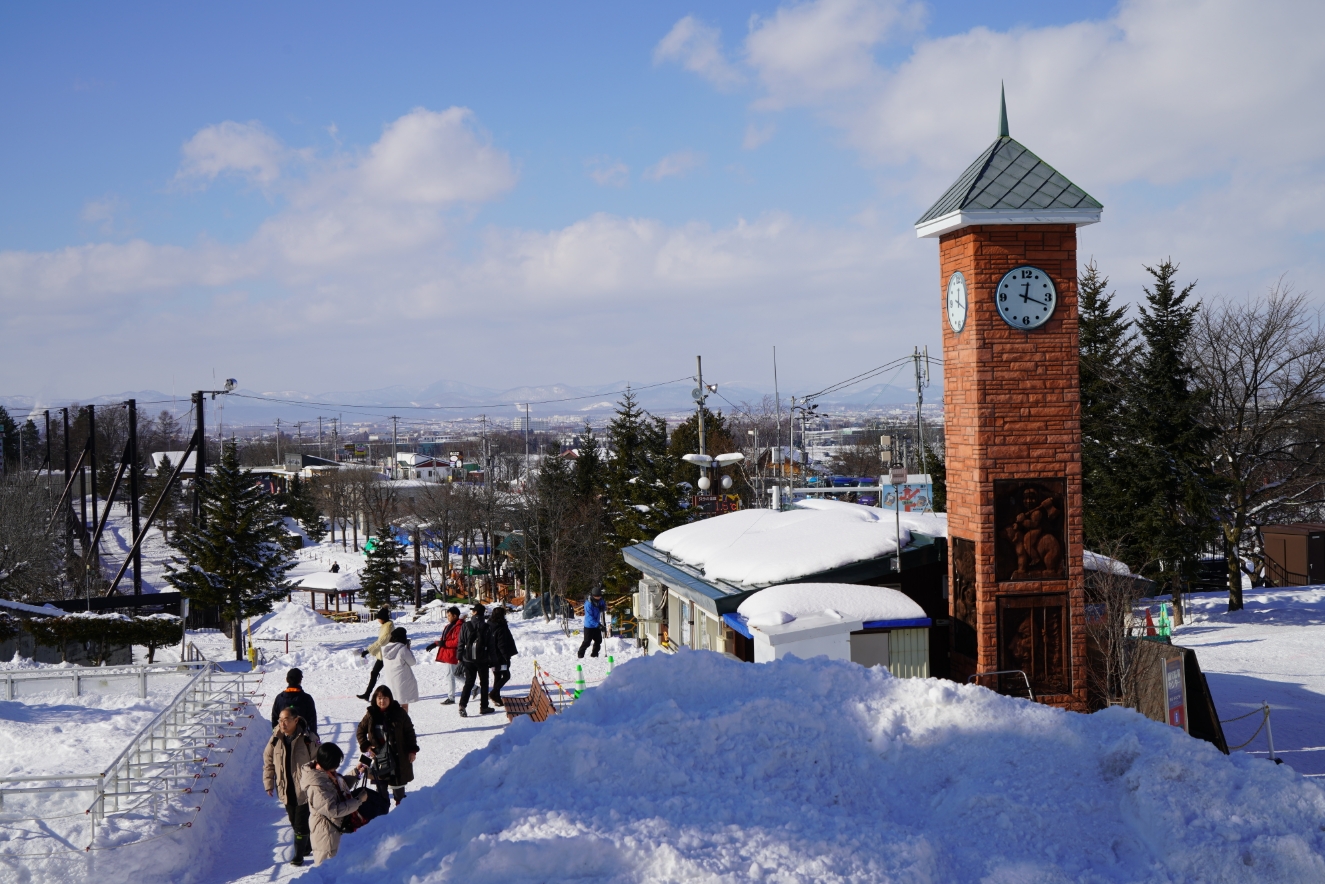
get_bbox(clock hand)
[1020,295,1047,306]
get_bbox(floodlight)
[713,452,745,466]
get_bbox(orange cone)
[1145,608,1156,637]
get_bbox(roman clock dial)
[946,271,968,333]
[996,265,1057,330]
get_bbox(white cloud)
[745,0,922,109]
[79,195,130,235]
[586,156,630,187]
[743,122,776,150]
[354,107,516,205]
[174,120,287,186]
[653,16,744,90]
[644,150,706,182]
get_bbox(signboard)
[888,466,909,485]
[881,483,933,513]
[693,494,741,515]
[1164,656,1188,732]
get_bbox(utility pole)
[62,408,73,548]
[43,410,51,477]
[524,403,530,487]
[193,391,207,526]
[914,346,930,480]
[275,418,281,467]
[391,415,399,480]
[696,356,707,458]
[317,416,323,459]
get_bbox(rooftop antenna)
[999,81,1009,138]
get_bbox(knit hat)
[376,606,391,622]
[590,584,604,598]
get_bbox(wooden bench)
[504,675,557,723]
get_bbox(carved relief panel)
[994,478,1067,582]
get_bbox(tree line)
[1080,260,1325,613]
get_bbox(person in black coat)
[456,603,492,717]
[487,607,518,707]
[271,668,319,737]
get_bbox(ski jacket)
[457,616,490,667]
[301,764,363,865]
[270,686,319,736]
[487,612,518,666]
[584,596,607,630]
[433,619,461,664]
[380,641,419,705]
[356,701,419,787]
[262,722,319,805]
[365,619,395,661]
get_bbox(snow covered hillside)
[303,652,1325,884]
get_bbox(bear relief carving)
[994,479,1067,582]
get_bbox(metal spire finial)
[998,82,1009,138]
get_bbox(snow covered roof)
[737,583,926,628]
[652,499,948,588]
[296,571,360,591]
[150,450,197,472]
[0,597,63,617]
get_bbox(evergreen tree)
[602,390,689,594]
[164,440,295,659]
[1078,260,1140,554]
[20,420,40,470]
[142,455,183,541]
[281,475,326,543]
[0,406,17,470]
[922,441,946,512]
[572,422,605,499]
[1130,260,1219,618]
[359,525,410,610]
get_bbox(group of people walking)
[260,601,525,866]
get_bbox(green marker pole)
[574,664,586,699]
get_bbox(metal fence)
[0,660,206,701]
[0,662,260,849]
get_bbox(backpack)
[460,620,488,664]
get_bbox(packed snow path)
[187,609,632,884]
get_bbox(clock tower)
[916,89,1102,710]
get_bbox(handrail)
[968,669,1036,702]
[0,661,207,702]
[92,664,216,789]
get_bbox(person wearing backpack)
[355,685,419,807]
[262,707,320,866]
[379,627,419,711]
[578,585,607,658]
[456,602,493,717]
[487,606,518,707]
[301,743,366,866]
[270,667,319,737]
[423,607,463,705]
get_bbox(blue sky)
[2,0,1321,402]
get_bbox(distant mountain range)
[1,377,935,428]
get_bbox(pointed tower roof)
[914,89,1101,238]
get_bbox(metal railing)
[1,660,207,701]
[0,662,260,848]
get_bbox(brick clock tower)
[915,91,1102,710]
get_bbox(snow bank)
[251,601,333,638]
[653,499,948,586]
[257,643,366,673]
[311,652,1325,883]
[738,583,926,625]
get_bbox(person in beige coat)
[300,743,366,866]
[262,709,320,865]
[357,606,395,700]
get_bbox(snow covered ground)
[1177,587,1325,778]
[5,525,1325,882]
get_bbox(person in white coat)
[379,627,419,710]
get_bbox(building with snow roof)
[624,499,949,673]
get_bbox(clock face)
[996,265,1057,330]
[946,271,968,333]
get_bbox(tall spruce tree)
[359,526,409,609]
[1078,260,1139,554]
[1130,260,1219,620]
[0,406,18,470]
[602,390,689,595]
[164,440,295,659]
